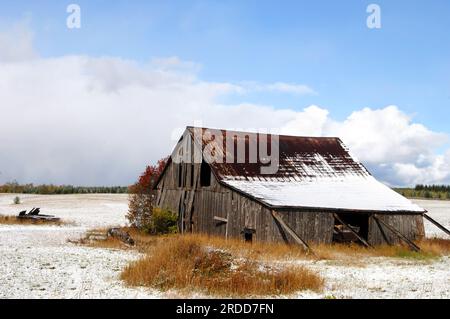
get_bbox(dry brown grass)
[80,229,313,259]
[417,238,450,256]
[81,227,450,262]
[74,235,127,249]
[72,227,158,251]
[179,236,449,261]
[312,238,450,261]
[148,235,450,261]
[121,234,323,297]
[0,215,65,226]
[182,234,314,261]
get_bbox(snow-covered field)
[0,194,449,299]
[0,194,161,299]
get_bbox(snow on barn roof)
[223,177,424,212]
[186,127,425,213]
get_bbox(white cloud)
[280,105,329,136]
[0,24,449,186]
[393,151,450,186]
[332,106,447,164]
[278,105,449,186]
[0,55,240,185]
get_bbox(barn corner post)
[225,209,230,240]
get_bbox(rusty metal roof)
[187,127,370,182]
[185,127,424,213]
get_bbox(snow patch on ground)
[292,257,450,299]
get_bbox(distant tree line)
[414,184,450,192]
[0,181,128,195]
[394,184,450,200]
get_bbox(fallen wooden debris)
[85,230,108,241]
[107,228,135,246]
[28,208,41,216]
[16,208,60,222]
[18,215,60,222]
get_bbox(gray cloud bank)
[0,23,449,186]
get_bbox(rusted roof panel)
[185,127,425,213]
[188,127,369,181]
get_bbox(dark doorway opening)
[200,160,211,187]
[333,213,369,244]
[243,228,255,243]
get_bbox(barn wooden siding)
[368,214,425,245]
[155,159,335,244]
[155,132,425,245]
[187,186,336,244]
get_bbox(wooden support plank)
[225,202,230,240]
[333,213,372,248]
[374,216,391,245]
[223,194,228,238]
[423,214,450,237]
[156,177,165,206]
[373,215,421,252]
[179,190,187,234]
[214,216,228,223]
[271,210,313,254]
[184,165,200,233]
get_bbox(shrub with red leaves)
[127,157,168,228]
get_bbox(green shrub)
[143,208,178,235]
[126,158,168,228]
[13,196,21,205]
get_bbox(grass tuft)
[416,237,450,256]
[312,238,450,261]
[71,227,158,251]
[120,234,323,297]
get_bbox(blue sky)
[1,0,449,128]
[1,1,450,186]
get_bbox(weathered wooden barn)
[155,127,428,247]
